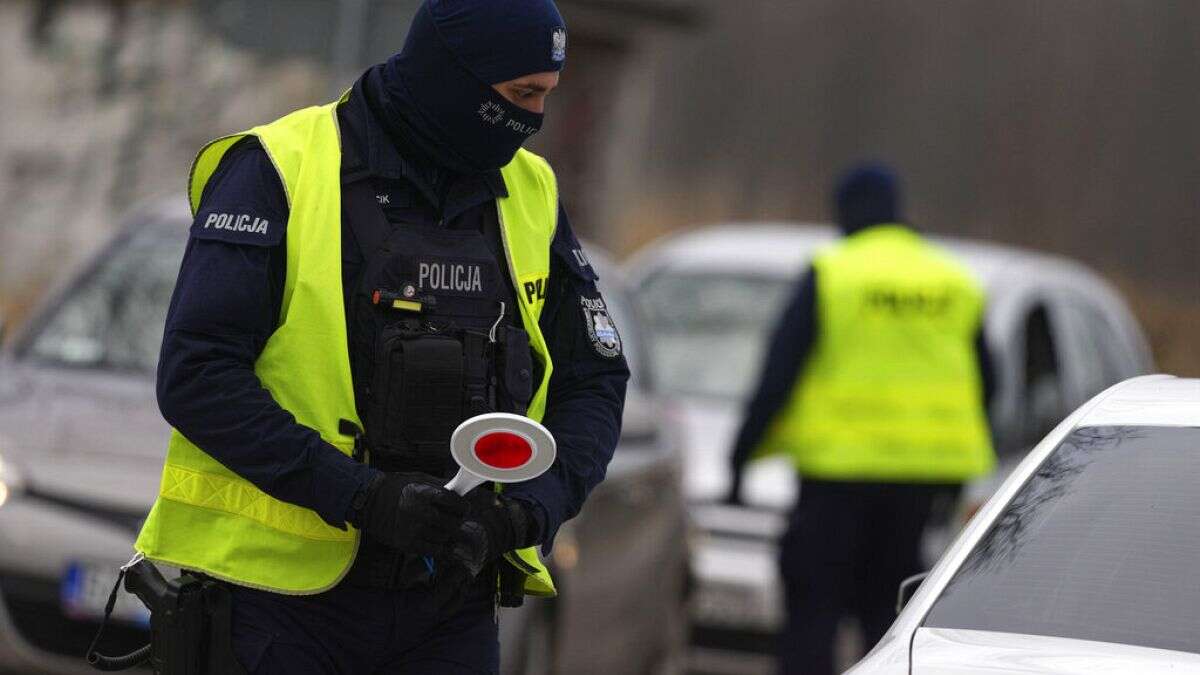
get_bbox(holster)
[122,561,246,675]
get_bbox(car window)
[1062,294,1138,394]
[23,224,184,373]
[22,225,641,386]
[637,271,794,401]
[924,425,1200,655]
[1021,304,1067,448]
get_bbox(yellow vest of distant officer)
[756,225,995,482]
[135,98,558,596]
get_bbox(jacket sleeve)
[503,206,631,551]
[157,138,377,528]
[727,266,817,494]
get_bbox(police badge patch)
[581,296,622,358]
[551,27,567,63]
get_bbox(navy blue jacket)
[157,81,629,550]
[728,264,996,493]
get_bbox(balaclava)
[834,164,902,235]
[376,0,567,175]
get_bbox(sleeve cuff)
[312,441,380,529]
[506,488,558,553]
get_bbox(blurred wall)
[1,0,1196,373]
[610,0,1199,374]
[0,0,330,323]
[0,0,692,325]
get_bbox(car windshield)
[637,271,794,400]
[20,225,647,387]
[924,425,1200,655]
[23,223,185,373]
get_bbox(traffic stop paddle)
[445,412,557,494]
[423,413,556,576]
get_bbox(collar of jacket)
[341,79,508,205]
[841,221,918,239]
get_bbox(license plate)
[61,561,150,626]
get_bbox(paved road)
[686,621,864,675]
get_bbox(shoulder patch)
[190,209,283,247]
[580,294,622,358]
[190,138,287,247]
[552,226,598,282]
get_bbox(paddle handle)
[445,469,485,496]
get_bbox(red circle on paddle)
[473,432,534,469]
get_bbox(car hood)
[0,362,166,512]
[911,628,1200,674]
[674,396,797,510]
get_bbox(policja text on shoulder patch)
[581,295,622,358]
[190,210,283,247]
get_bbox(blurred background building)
[1,0,1196,374]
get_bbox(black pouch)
[497,326,534,415]
[88,561,245,674]
[367,326,464,472]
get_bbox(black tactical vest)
[340,162,533,481]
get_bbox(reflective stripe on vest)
[755,225,996,482]
[136,99,558,596]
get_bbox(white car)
[623,223,1153,667]
[849,375,1200,674]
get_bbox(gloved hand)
[423,490,535,614]
[450,489,532,576]
[357,472,468,556]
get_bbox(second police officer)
[134,1,629,672]
[728,165,996,675]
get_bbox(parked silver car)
[0,201,686,674]
[849,375,1200,675]
[500,245,688,675]
[623,222,1153,668]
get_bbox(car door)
[553,260,688,673]
[1011,295,1073,453]
[556,391,686,673]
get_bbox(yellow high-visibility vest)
[135,98,558,596]
[756,224,995,482]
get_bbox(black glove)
[423,490,535,615]
[356,473,468,556]
[448,489,533,576]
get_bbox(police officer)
[727,165,995,675]
[134,1,629,672]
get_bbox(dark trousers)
[229,576,498,674]
[777,480,957,675]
